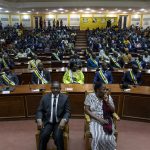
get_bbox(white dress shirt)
[50,94,59,123]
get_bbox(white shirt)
[143,55,150,63]
[38,71,43,84]
[50,94,59,123]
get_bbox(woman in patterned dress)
[84,82,116,150]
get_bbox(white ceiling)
[0,0,150,14]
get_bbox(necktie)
[52,95,57,123]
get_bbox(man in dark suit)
[0,67,19,86]
[94,62,113,84]
[31,63,51,84]
[36,81,71,150]
[122,64,142,85]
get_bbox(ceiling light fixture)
[100,8,104,11]
[91,10,96,13]
[128,8,132,11]
[61,12,64,14]
[5,10,9,13]
[52,10,57,13]
[86,8,91,11]
[140,8,145,11]
[123,11,127,14]
[58,8,64,11]
[79,10,83,12]
[110,11,115,14]
[117,10,121,12]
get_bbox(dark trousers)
[39,123,64,150]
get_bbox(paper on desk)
[32,89,40,92]
[124,89,131,92]
[65,88,73,91]
[2,91,10,94]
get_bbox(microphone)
[29,82,32,91]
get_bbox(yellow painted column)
[68,14,70,27]
[140,14,143,27]
[127,14,131,27]
[9,14,11,26]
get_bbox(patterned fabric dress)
[84,93,116,150]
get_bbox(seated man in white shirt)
[36,81,70,150]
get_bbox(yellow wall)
[80,17,118,30]
[0,13,147,29]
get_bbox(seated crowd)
[0,25,149,87]
[0,23,150,150]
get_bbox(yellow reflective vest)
[63,69,84,84]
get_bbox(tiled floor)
[0,119,150,150]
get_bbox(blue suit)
[132,60,146,69]
[87,58,99,69]
[122,71,142,85]
[94,70,113,84]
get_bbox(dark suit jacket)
[36,93,71,125]
[0,73,19,85]
[122,71,142,85]
[31,70,51,84]
[94,70,113,84]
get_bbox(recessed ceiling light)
[98,11,102,13]
[100,8,104,11]
[22,12,28,15]
[85,11,90,14]
[117,10,121,12]
[71,11,76,14]
[110,11,115,14]
[0,8,3,10]
[79,10,83,12]
[86,8,91,11]
[140,8,145,11]
[61,12,64,14]
[27,11,31,13]
[91,10,96,13]
[5,10,9,13]
[52,10,57,13]
[128,8,132,11]
[58,8,64,11]
[123,11,127,14]
[65,10,68,12]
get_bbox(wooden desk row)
[0,84,150,122]
[14,60,87,69]
[14,67,150,86]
